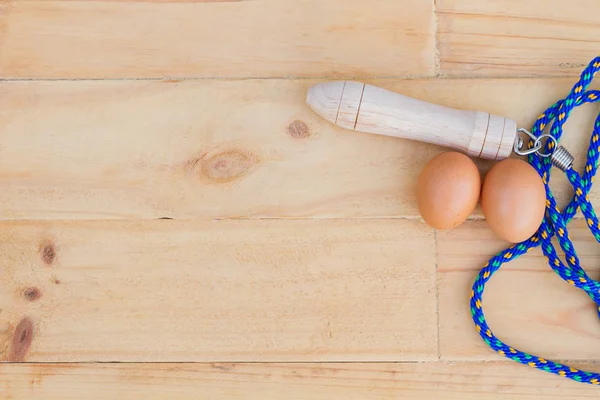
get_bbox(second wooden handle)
[306,81,517,160]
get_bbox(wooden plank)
[437,0,600,77]
[0,79,436,219]
[438,219,600,361]
[0,218,436,362]
[0,0,435,79]
[2,362,600,399]
[1,77,598,220]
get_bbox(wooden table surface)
[1,1,600,398]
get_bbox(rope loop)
[472,55,600,385]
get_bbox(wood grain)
[1,77,598,220]
[0,218,436,362]
[1,2,599,398]
[2,361,600,399]
[438,219,600,361]
[0,0,435,79]
[437,0,600,77]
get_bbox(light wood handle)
[306,81,517,160]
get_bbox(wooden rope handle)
[306,81,517,160]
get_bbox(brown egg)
[416,151,481,230]
[481,158,546,243]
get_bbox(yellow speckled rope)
[471,56,600,384]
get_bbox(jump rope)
[472,56,600,384]
[307,55,600,384]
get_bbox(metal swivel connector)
[514,128,574,172]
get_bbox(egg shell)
[416,151,481,230]
[481,158,546,243]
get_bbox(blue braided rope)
[472,55,600,385]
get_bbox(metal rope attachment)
[471,55,600,385]
[550,145,575,172]
[514,128,575,171]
